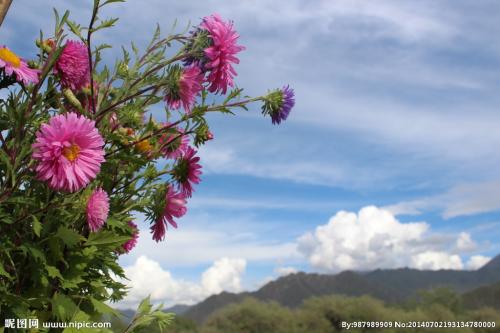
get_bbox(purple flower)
[262,85,295,125]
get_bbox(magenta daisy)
[151,186,187,242]
[0,46,39,85]
[171,146,202,197]
[54,40,90,91]
[199,14,245,94]
[165,65,204,113]
[86,188,109,232]
[32,112,105,192]
[123,221,139,253]
[158,124,189,159]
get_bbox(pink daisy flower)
[32,112,105,192]
[200,14,245,94]
[123,221,139,253]
[86,188,109,232]
[158,124,189,159]
[54,40,90,91]
[165,65,204,113]
[0,46,39,85]
[171,146,202,197]
[151,186,187,242]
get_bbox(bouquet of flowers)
[0,0,294,331]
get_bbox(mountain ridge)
[178,256,500,323]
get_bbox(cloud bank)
[298,206,490,272]
[117,256,246,309]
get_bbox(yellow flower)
[135,139,153,153]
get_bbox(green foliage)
[123,297,175,333]
[417,287,464,313]
[161,291,500,333]
[202,298,297,333]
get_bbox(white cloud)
[385,181,500,219]
[117,256,246,309]
[441,182,500,218]
[122,224,298,267]
[198,144,352,187]
[189,195,340,212]
[201,258,246,295]
[118,211,300,268]
[466,255,491,270]
[297,206,482,272]
[298,206,428,272]
[456,232,476,251]
[410,251,464,270]
[274,266,299,277]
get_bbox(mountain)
[182,255,500,323]
[182,291,249,324]
[462,282,500,310]
[165,304,192,315]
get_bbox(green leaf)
[61,311,93,333]
[85,230,131,246]
[46,265,63,280]
[32,216,42,237]
[25,245,46,263]
[61,275,85,289]
[92,17,119,32]
[0,263,12,279]
[100,0,126,7]
[52,293,79,321]
[137,295,152,316]
[56,226,83,247]
[223,88,244,105]
[90,297,120,317]
[66,20,84,40]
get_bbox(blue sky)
[2,0,500,308]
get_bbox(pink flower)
[171,146,202,197]
[0,46,39,85]
[151,186,187,242]
[32,112,105,192]
[109,112,119,131]
[165,66,204,113]
[158,124,189,159]
[86,188,109,232]
[200,14,245,94]
[54,40,90,91]
[123,221,139,253]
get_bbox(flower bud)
[117,62,129,78]
[63,88,83,111]
[36,39,55,53]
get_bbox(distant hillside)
[165,304,191,315]
[182,255,500,323]
[462,282,500,310]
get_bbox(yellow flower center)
[136,139,152,153]
[0,48,21,68]
[62,144,81,162]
